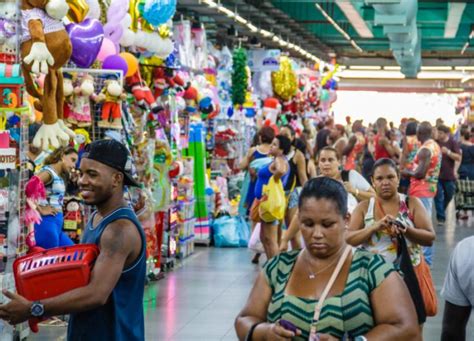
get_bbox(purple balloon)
[66,19,104,68]
[102,55,128,76]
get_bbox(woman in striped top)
[235,177,419,341]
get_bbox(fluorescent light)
[279,40,288,47]
[461,42,469,55]
[445,2,467,38]
[417,71,464,80]
[339,70,406,79]
[420,66,453,71]
[350,66,381,70]
[455,66,474,71]
[350,40,363,53]
[335,0,373,38]
[384,66,401,71]
[247,23,258,32]
[260,29,272,37]
[235,15,247,25]
[217,6,235,18]
[461,74,473,83]
[272,36,279,42]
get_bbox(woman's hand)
[279,239,289,253]
[261,322,301,340]
[315,333,339,341]
[38,206,57,216]
[372,215,396,234]
[343,181,355,195]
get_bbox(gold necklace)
[303,247,345,280]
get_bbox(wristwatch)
[354,336,368,341]
[30,301,45,318]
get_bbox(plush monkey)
[20,0,75,150]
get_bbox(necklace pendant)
[309,274,316,279]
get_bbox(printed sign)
[247,49,281,72]
[0,148,16,169]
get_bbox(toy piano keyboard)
[13,244,99,332]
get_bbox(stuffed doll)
[73,128,90,161]
[24,175,46,253]
[63,72,74,126]
[153,67,185,98]
[95,74,126,129]
[20,0,75,150]
[63,197,82,242]
[71,74,95,128]
[126,70,160,113]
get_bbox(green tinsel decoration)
[232,48,248,106]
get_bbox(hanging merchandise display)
[231,48,248,106]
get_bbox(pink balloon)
[97,38,116,62]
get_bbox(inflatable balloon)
[142,0,177,26]
[102,55,128,76]
[66,0,89,23]
[66,18,104,68]
[97,38,117,62]
[119,52,139,77]
[320,89,330,102]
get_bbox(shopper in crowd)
[0,139,146,340]
[240,127,274,264]
[434,125,461,225]
[346,158,435,298]
[440,236,474,341]
[26,123,49,178]
[458,127,474,180]
[329,123,348,158]
[399,121,420,194]
[34,146,77,249]
[236,177,420,341]
[362,128,376,183]
[280,147,374,252]
[388,129,402,160]
[314,118,333,156]
[252,135,291,260]
[401,121,441,266]
[374,117,396,160]
[280,126,308,251]
[343,120,366,171]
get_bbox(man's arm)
[441,301,471,341]
[0,219,141,324]
[379,136,397,157]
[342,135,356,156]
[401,149,431,179]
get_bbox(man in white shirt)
[441,236,474,340]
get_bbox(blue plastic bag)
[212,216,240,247]
[236,216,250,247]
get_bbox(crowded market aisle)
[30,207,474,340]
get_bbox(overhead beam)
[444,2,467,38]
[335,0,374,38]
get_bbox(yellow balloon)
[66,0,89,23]
[120,52,139,78]
[128,0,140,32]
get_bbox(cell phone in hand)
[279,319,298,333]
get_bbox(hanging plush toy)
[63,197,83,242]
[153,67,185,98]
[262,97,281,132]
[63,72,74,126]
[95,74,126,129]
[20,0,75,150]
[24,176,46,253]
[71,74,95,128]
[183,84,199,114]
[126,69,160,113]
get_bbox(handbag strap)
[309,246,352,339]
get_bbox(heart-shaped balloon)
[66,18,104,68]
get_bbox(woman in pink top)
[344,121,366,171]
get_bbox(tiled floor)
[30,207,474,340]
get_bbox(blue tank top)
[254,160,290,199]
[67,207,146,341]
[39,166,65,211]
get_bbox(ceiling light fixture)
[420,66,453,71]
[339,70,406,79]
[417,71,465,80]
[217,5,235,18]
[455,66,474,71]
[235,15,247,25]
[259,29,272,37]
[350,65,381,70]
[315,3,364,53]
[384,66,401,71]
[247,23,258,32]
[461,41,470,55]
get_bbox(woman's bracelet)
[245,322,265,341]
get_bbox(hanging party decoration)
[66,0,90,23]
[97,38,116,62]
[272,56,298,101]
[85,0,101,20]
[103,0,129,50]
[142,0,177,26]
[231,48,248,106]
[119,52,139,77]
[102,55,128,76]
[66,18,104,68]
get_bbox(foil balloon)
[272,56,297,101]
[66,18,104,68]
[128,0,140,31]
[66,0,90,23]
[142,0,177,26]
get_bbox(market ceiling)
[178,0,474,73]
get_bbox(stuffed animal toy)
[126,70,160,113]
[95,74,126,129]
[20,0,75,150]
[24,175,46,253]
[71,74,95,127]
[63,72,74,126]
[153,67,185,98]
[63,197,82,242]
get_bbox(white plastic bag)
[248,223,264,253]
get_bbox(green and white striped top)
[264,249,395,339]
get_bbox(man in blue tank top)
[0,139,146,341]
